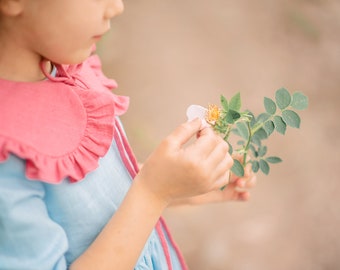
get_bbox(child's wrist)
[132,175,171,210]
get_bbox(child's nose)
[104,0,124,20]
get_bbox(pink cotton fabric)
[0,55,129,183]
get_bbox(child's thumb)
[169,118,203,147]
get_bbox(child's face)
[17,0,124,64]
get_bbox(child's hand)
[135,118,233,205]
[171,158,256,206]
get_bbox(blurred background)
[97,0,340,269]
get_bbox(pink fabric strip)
[114,120,188,270]
[159,218,189,270]
[114,123,137,179]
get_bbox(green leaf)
[251,136,261,147]
[256,113,271,123]
[231,159,244,177]
[231,128,240,136]
[227,141,233,155]
[249,144,257,157]
[258,146,267,157]
[214,124,228,135]
[273,115,287,134]
[264,97,276,115]
[282,110,301,128]
[220,95,229,111]
[275,88,291,110]
[225,110,241,124]
[240,111,253,122]
[291,92,308,110]
[263,120,275,136]
[259,159,270,175]
[229,92,241,111]
[251,160,260,173]
[251,128,268,147]
[253,128,268,140]
[248,112,256,127]
[237,140,245,146]
[266,156,282,164]
[236,122,249,140]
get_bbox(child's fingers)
[193,127,230,159]
[219,182,250,201]
[214,168,232,190]
[203,136,230,164]
[236,191,250,201]
[234,175,257,192]
[245,175,257,188]
[166,118,202,148]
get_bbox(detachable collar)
[0,55,129,184]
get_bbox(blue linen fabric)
[0,139,182,270]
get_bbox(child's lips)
[93,35,103,40]
[93,28,109,40]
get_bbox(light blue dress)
[0,137,182,269]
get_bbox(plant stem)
[242,116,273,166]
[242,121,252,166]
[250,122,264,135]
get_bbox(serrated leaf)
[229,92,241,111]
[259,159,270,175]
[275,88,291,110]
[263,120,275,136]
[264,97,277,115]
[225,110,241,124]
[266,156,282,164]
[282,110,301,128]
[291,92,308,110]
[273,115,287,134]
[236,122,249,140]
[258,146,267,157]
[251,160,260,173]
[220,95,229,111]
[231,159,244,177]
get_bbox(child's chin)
[54,48,93,65]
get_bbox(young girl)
[0,0,256,269]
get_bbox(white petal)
[186,105,207,121]
[186,105,210,129]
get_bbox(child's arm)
[70,118,233,270]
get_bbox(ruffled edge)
[0,84,117,184]
[1,52,130,184]
[86,54,118,90]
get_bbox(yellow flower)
[206,104,221,124]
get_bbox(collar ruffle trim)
[0,55,129,184]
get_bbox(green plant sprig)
[210,88,308,177]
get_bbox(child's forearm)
[70,176,169,270]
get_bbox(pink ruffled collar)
[0,55,129,184]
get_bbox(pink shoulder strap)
[114,120,188,270]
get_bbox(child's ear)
[0,0,24,16]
